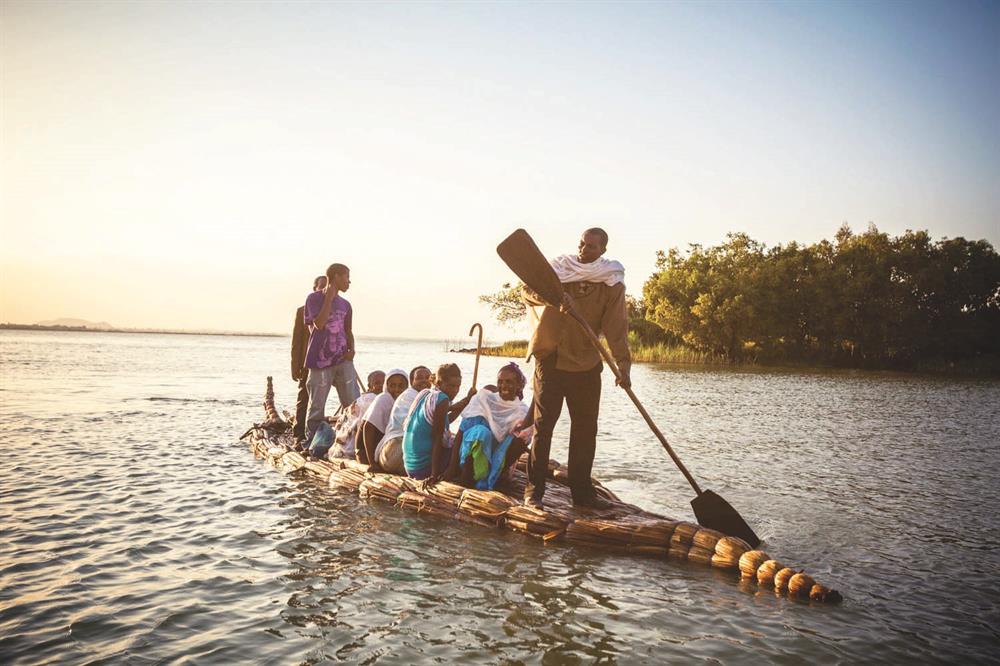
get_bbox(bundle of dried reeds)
[686,546,714,565]
[738,550,770,579]
[395,489,460,520]
[395,490,425,512]
[328,467,366,491]
[458,489,518,524]
[302,459,337,481]
[277,450,306,474]
[424,481,466,507]
[359,475,409,502]
[692,527,725,551]
[565,518,676,557]
[712,536,752,570]
[670,521,700,548]
[504,505,573,538]
[773,567,796,593]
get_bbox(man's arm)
[344,306,355,361]
[291,307,306,381]
[310,288,337,333]
[600,283,632,388]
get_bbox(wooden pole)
[468,322,484,389]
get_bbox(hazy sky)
[2,1,997,338]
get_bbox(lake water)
[1,330,998,664]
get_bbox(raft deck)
[244,377,841,603]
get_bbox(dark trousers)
[526,355,602,504]
[293,374,309,440]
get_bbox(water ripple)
[1,331,998,663]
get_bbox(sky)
[2,0,998,339]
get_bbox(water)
[1,330,998,664]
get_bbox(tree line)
[480,225,1000,372]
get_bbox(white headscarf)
[460,389,528,443]
[550,254,625,286]
[361,368,407,433]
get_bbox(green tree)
[479,282,526,324]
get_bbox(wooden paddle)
[469,322,484,389]
[497,228,761,548]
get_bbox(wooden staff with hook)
[468,323,484,389]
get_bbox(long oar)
[497,228,761,547]
[469,322,484,389]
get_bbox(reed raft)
[244,377,841,603]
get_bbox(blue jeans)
[305,360,360,441]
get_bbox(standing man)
[303,263,360,443]
[523,228,631,509]
[292,275,327,446]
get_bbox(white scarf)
[361,368,407,433]
[550,254,625,286]
[460,390,528,443]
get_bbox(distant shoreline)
[0,323,283,338]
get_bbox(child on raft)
[356,368,409,465]
[401,363,475,480]
[442,362,534,490]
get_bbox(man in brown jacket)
[291,275,327,444]
[523,228,631,509]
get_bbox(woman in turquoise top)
[402,363,474,479]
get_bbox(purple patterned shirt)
[303,292,352,370]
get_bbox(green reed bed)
[466,339,732,366]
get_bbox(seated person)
[444,363,533,490]
[402,363,475,480]
[375,365,432,474]
[328,370,384,458]
[356,368,408,465]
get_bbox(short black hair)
[326,263,349,281]
[312,275,327,290]
[409,365,430,383]
[436,362,461,384]
[584,227,608,249]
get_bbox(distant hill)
[35,318,115,329]
[2,321,282,337]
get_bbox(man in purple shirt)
[303,263,360,442]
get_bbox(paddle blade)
[496,229,565,306]
[691,490,761,548]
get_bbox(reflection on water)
[1,330,998,663]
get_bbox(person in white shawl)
[443,363,534,490]
[372,365,432,473]
[355,368,408,465]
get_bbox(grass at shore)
[466,339,730,365]
[475,340,530,358]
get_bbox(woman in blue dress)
[444,362,533,491]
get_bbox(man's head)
[326,263,351,292]
[313,275,328,291]
[367,370,386,394]
[410,365,432,391]
[578,228,608,264]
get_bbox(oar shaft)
[565,303,704,496]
